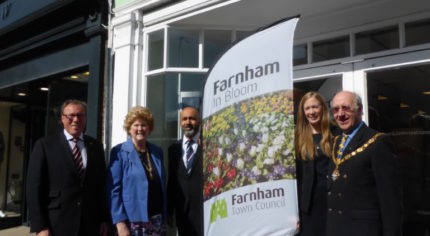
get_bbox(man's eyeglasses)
[62,113,85,120]
[331,105,354,114]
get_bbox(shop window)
[204,30,232,68]
[148,30,164,71]
[405,18,430,46]
[312,36,349,62]
[146,73,205,153]
[293,44,307,66]
[168,29,199,68]
[355,26,399,55]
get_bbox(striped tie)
[72,138,84,175]
[186,140,194,172]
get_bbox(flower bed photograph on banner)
[202,90,296,200]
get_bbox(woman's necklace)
[135,144,153,180]
[139,150,153,180]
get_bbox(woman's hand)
[116,222,130,236]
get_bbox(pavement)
[0,226,34,236]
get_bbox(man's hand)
[36,229,51,236]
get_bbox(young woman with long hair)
[295,91,334,236]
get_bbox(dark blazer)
[26,132,108,236]
[167,139,203,236]
[326,124,401,236]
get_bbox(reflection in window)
[366,65,430,236]
[180,73,205,92]
[146,73,205,153]
[293,44,307,66]
[312,36,349,62]
[355,26,399,55]
[168,29,199,67]
[146,74,177,153]
[405,18,430,47]
[204,30,231,68]
[148,30,164,71]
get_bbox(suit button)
[338,210,342,214]
[77,201,81,206]
[343,174,348,179]
[328,192,332,196]
[338,193,342,197]
[328,208,332,212]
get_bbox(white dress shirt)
[182,134,199,169]
[64,129,88,168]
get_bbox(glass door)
[366,64,430,236]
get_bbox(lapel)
[123,139,144,171]
[84,136,98,172]
[187,143,202,176]
[342,125,367,157]
[148,142,163,177]
[177,139,188,171]
[177,138,201,176]
[122,139,163,178]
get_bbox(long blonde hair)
[295,92,332,160]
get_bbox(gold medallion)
[331,168,340,181]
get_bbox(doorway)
[0,70,88,229]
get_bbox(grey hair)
[331,91,362,110]
[60,99,87,115]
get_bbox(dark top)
[326,124,401,236]
[297,133,329,236]
[139,149,163,218]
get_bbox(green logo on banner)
[210,199,228,223]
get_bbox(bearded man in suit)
[26,99,108,236]
[167,106,203,236]
[327,91,401,236]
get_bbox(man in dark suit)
[26,99,108,236]
[167,106,203,236]
[327,91,401,236]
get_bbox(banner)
[202,17,299,236]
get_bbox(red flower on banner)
[214,178,223,189]
[205,182,213,196]
[227,168,236,180]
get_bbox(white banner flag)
[202,17,300,236]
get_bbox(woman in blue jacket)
[107,106,166,236]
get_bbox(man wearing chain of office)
[326,91,401,236]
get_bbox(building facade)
[0,0,107,229]
[109,0,430,234]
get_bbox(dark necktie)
[72,138,84,175]
[186,140,194,172]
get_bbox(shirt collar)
[182,132,200,145]
[63,129,84,141]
